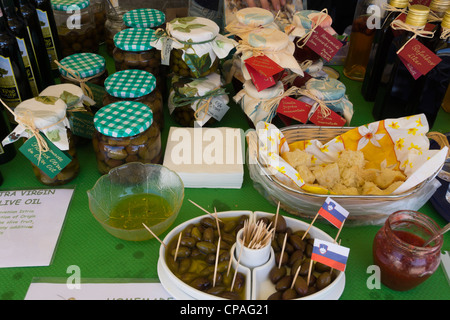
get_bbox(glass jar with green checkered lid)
[58,52,108,87]
[92,101,162,174]
[52,0,99,57]
[91,0,106,44]
[123,8,166,30]
[102,69,164,131]
[112,27,163,91]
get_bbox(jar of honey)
[372,210,443,291]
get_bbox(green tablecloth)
[0,47,449,300]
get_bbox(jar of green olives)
[122,8,165,29]
[105,5,129,56]
[103,69,164,131]
[6,97,80,185]
[52,0,99,57]
[58,52,108,88]
[168,73,229,127]
[93,101,161,175]
[90,0,107,44]
[151,17,237,78]
[113,27,163,91]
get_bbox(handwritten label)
[309,106,346,127]
[69,112,95,139]
[207,97,230,121]
[410,0,432,5]
[306,26,343,62]
[19,134,72,179]
[277,97,312,124]
[161,38,173,66]
[245,55,284,77]
[398,39,441,78]
[246,63,276,91]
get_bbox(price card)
[69,112,95,139]
[244,55,284,91]
[161,38,173,66]
[309,106,346,127]
[305,26,343,62]
[277,97,312,124]
[19,133,72,179]
[207,97,230,121]
[398,38,441,79]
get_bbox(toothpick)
[188,199,222,221]
[214,207,221,239]
[273,202,280,239]
[142,223,166,248]
[173,232,182,261]
[302,211,319,240]
[231,235,245,292]
[290,258,302,289]
[306,258,314,286]
[213,237,221,287]
[278,232,288,269]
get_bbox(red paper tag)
[398,38,442,78]
[309,106,346,127]
[410,0,431,5]
[246,63,276,91]
[398,56,422,80]
[305,26,343,62]
[244,55,284,77]
[277,97,312,124]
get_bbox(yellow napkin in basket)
[256,114,448,195]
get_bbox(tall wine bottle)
[1,0,42,96]
[0,108,15,164]
[362,0,409,101]
[415,9,450,127]
[31,0,62,77]
[373,5,438,120]
[0,4,33,123]
[15,0,54,89]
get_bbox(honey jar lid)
[244,28,290,51]
[52,0,90,11]
[58,52,106,78]
[235,7,274,27]
[105,69,157,98]
[442,9,450,28]
[406,5,430,27]
[123,8,166,28]
[94,101,153,138]
[114,27,156,52]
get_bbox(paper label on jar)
[397,39,442,79]
[19,133,72,179]
[245,63,276,92]
[305,26,343,62]
[161,38,173,66]
[36,9,59,71]
[0,55,23,108]
[309,105,346,127]
[207,97,230,121]
[69,112,95,139]
[244,55,284,78]
[277,97,312,124]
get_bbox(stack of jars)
[51,0,99,57]
[150,16,237,127]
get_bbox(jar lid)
[406,5,430,27]
[243,80,284,99]
[114,27,156,51]
[245,28,290,51]
[167,16,219,43]
[235,7,274,27]
[58,52,106,78]
[94,101,153,138]
[105,69,156,98]
[123,8,166,28]
[52,0,90,11]
[442,9,450,28]
[305,78,346,101]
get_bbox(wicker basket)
[247,125,448,226]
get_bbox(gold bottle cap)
[389,0,409,9]
[429,0,450,15]
[442,9,450,29]
[406,5,430,27]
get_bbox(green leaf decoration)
[178,86,198,98]
[173,17,197,24]
[46,129,61,142]
[35,96,58,105]
[59,90,80,107]
[172,23,205,33]
[184,52,212,78]
[215,40,225,49]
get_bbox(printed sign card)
[309,106,346,127]
[397,38,441,79]
[244,55,284,91]
[305,26,343,62]
[277,97,312,124]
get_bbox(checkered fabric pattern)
[94,101,153,138]
[59,52,105,78]
[113,27,156,52]
[52,0,90,11]
[104,69,156,98]
[123,8,165,28]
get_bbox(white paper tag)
[161,38,173,66]
[207,97,230,121]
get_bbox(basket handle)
[427,131,450,159]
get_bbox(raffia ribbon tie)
[380,3,409,28]
[54,60,96,102]
[225,22,263,37]
[259,86,303,121]
[297,88,340,119]
[235,39,278,58]
[428,11,443,23]
[193,86,225,121]
[441,27,450,40]
[390,19,435,54]
[296,8,329,49]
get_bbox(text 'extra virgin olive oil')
[15,0,54,89]
[31,0,62,77]
[1,0,42,96]
[0,4,33,123]
[108,194,173,230]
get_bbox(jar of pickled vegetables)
[90,0,106,44]
[151,16,237,78]
[52,0,99,57]
[103,69,164,131]
[93,101,162,175]
[122,8,165,29]
[6,97,80,185]
[105,5,129,56]
[113,27,163,90]
[373,210,443,291]
[58,52,108,88]
[168,73,229,127]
